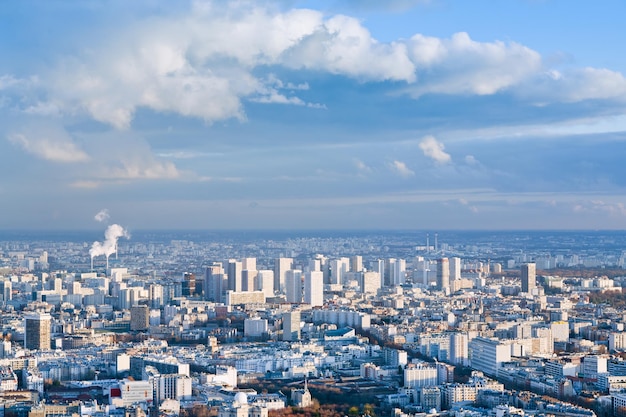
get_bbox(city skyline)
[2,1,626,230]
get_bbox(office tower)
[383,258,406,287]
[204,263,226,302]
[285,270,303,303]
[227,259,243,292]
[304,271,323,307]
[413,256,429,287]
[450,257,462,281]
[130,305,149,331]
[329,258,349,285]
[450,332,469,366]
[149,284,164,309]
[308,259,321,272]
[388,258,406,286]
[242,257,256,271]
[242,269,257,292]
[283,310,301,341]
[0,279,11,303]
[24,313,51,351]
[350,256,363,272]
[319,255,330,283]
[182,272,196,297]
[256,270,274,298]
[436,258,450,292]
[374,259,385,280]
[521,262,537,293]
[162,283,176,305]
[274,258,293,293]
[360,271,381,295]
[53,278,63,294]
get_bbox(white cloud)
[0,75,25,89]
[464,155,479,165]
[354,159,372,174]
[94,209,110,222]
[39,4,416,128]
[2,2,624,131]
[249,91,325,108]
[101,157,181,180]
[457,198,479,213]
[389,160,415,178]
[406,32,542,96]
[7,131,90,163]
[281,14,416,82]
[572,200,626,216]
[419,135,451,164]
[518,67,626,103]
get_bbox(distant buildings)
[218,392,268,417]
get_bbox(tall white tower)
[304,271,323,307]
[285,270,303,303]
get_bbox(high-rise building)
[521,262,536,293]
[0,279,11,303]
[242,257,256,271]
[350,256,363,272]
[182,272,196,297]
[274,258,293,293]
[24,313,51,351]
[436,258,450,292]
[382,258,406,287]
[204,263,226,302]
[227,260,243,292]
[285,270,303,303]
[130,305,149,331]
[389,258,406,286]
[255,270,274,298]
[149,284,164,309]
[283,311,301,341]
[308,259,321,272]
[304,271,323,307]
[450,332,469,366]
[450,257,462,281]
[360,271,382,295]
[242,270,257,292]
[329,258,349,285]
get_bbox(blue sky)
[2,0,626,230]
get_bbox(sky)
[2,0,626,230]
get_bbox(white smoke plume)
[94,209,110,222]
[89,224,130,259]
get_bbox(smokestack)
[90,224,130,266]
[426,233,430,253]
[91,256,94,272]
[435,233,438,252]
